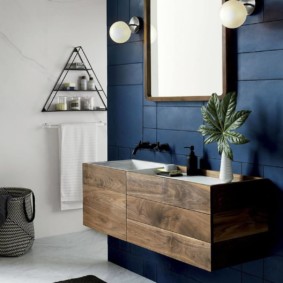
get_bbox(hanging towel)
[59,123,98,210]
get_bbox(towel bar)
[43,122,107,128]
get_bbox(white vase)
[219,152,233,183]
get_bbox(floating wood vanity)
[83,160,272,271]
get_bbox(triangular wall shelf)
[42,46,107,112]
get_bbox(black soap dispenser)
[185,146,198,176]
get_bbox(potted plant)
[198,92,251,182]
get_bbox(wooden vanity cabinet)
[83,164,272,271]
[83,164,127,240]
[126,171,271,271]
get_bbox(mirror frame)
[144,0,235,101]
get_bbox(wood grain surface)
[213,208,268,242]
[83,163,271,271]
[127,195,211,242]
[127,219,212,271]
[127,172,210,214]
[83,163,126,194]
[83,184,126,240]
[83,163,127,240]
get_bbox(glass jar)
[70,97,81,110]
[55,96,67,111]
[83,97,94,110]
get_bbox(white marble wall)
[0,0,107,238]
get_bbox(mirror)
[144,0,233,101]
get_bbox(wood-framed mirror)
[144,0,235,101]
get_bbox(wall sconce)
[220,0,256,29]
[109,16,141,44]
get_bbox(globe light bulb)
[109,21,131,43]
[220,0,248,29]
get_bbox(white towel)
[59,123,98,210]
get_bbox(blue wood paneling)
[157,106,203,131]
[108,85,143,148]
[242,259,264,278]
[107,0,283,282]
[264,256,283,283]
[238,50,283,81]
[144,106,156,129]
[143,128,157,143]
[241,162,264,177]
[108,63,143,85]
[130,0,144,18]
[242,273,263,283]
[264,166,283,188]
[117,147,132,160]
[264,0,283,21]
[108,41,143,65]
[238,21,283,53]
[107,0,117,27]
[117,0,130,21]
[157,129,203,157]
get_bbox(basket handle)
[23,192,35,223]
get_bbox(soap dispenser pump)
[184,146,198,176]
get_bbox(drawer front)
[127,196,211,242]
[83,184,126,240]
[83,164,126,194]
[127,172,210,214]
[213,208,269,243]
[127,219,212,271]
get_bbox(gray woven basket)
[0,188,35,257]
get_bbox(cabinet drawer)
[213,208,268,242]
[127,219,212,271]
[83,184,126,240]
[127,172,210,213]
[127,196,211,242]
[83,164,126,194]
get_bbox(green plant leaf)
[226,110,251,131]
[224,146,233,160]
[225,131,249,144]
[198,125,218,135]
[222,92,237,130]
[201,106,215,126]
[201,105,222,132]
[218,139,233,160]
[199,92,251,161]
[207,93,223,130]
[204,133,222,144]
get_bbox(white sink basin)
[93,159,165,171]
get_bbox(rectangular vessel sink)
[136,168,228,185]
[92,159,165,171]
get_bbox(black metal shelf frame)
[45,109,106,112]
[42,46,107,112]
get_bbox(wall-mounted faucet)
[132,141,152,155]
[154,142,170,152]
[132,141,171,155]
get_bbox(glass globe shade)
[220,0,247,29]
[109,21,131,43]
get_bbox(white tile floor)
[0,230,154,283]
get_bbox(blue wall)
[107,0,283,282]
